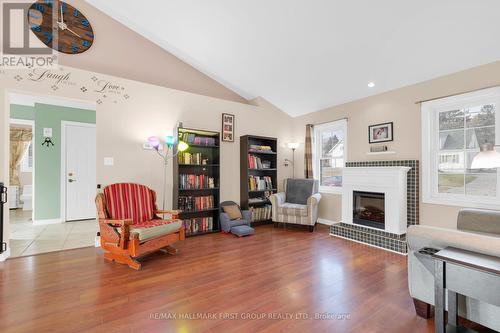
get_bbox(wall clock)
[27,0,94,54]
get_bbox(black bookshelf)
[240,135,277,226]
[173,127,220,237]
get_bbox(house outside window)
[422,87,500,209]
[314,119,347,193]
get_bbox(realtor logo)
[1,0,57,69]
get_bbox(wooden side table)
[433,247,500,333]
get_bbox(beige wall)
[95,78,295,206]
[58,0,247,104]
[0,66,293,254]
[292,60,500,229]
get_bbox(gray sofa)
[407,208,500,331]
[269,178,321,231]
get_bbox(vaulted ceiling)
[86,0,500,116]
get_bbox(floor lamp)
[471,143,500,169]
[287,142,300,178]
[148,135,189,210]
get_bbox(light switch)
[143,143,163,151]
[43,128,52,137]
[104,157,114,166]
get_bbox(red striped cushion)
[104,183,155,223]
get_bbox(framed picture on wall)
[222,113,235,142]
[368,122,393,143]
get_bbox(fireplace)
[352,191,385,230]
[342,167,409,235]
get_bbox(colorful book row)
[178,195,215,211]
[179,174,216,189]
[183,217,214,235]
[248,155,272,170]
[180,133,217,146]
[250,205,272,222]
[248,175,273,191]
[178,152,209,165]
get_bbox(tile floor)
[9,209,98,258]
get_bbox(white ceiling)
[86,0,500,116]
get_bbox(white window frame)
[314,119,348,194]
[422,86,500,209]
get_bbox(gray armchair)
[220,201,252,234]
[269,179,321,231]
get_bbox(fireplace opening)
[353,191,385,230]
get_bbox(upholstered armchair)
[270,179,321,231]
[220,201,251,231]
[96,183,185,270]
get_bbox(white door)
[64,122,96,221]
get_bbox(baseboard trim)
[33,218,63,226]
[0,247,11,262]
[330,233,407,256]
[317,218,338,226]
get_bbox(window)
[422,87,500,209]
[314,119,347,193]
[20,142,33,172]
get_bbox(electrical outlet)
[104,157,114,166]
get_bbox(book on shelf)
[248,175,273,191]
[248,144,274,153]
[250,205,272,222]
[248,155,272,170]
[178,152,209,165]
[178,195,215,211]
[180,174,216,189]
[183,217,213,235]
[179,133,217,146]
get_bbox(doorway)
[61,121,97,221]
[8,93,97,257]
[9,118,34,224]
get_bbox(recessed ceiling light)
[367,82,375,88]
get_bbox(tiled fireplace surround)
[330,160,419,254]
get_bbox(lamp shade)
[287,142,300,149]
[148,136,160,149]
[471,150,500,169]
[178,141,189,152]
[165,135,176,146]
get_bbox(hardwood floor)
[1,224,435,333]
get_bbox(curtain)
[304,124,314,179]
[9,128,32,186]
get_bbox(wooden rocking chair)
[96,183,185,270]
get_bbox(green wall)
[10,103,96,221]
[11,104,35,120]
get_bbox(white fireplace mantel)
[342,166,410,235]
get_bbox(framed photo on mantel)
[222,113,235,142]
[369,122,393,144]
